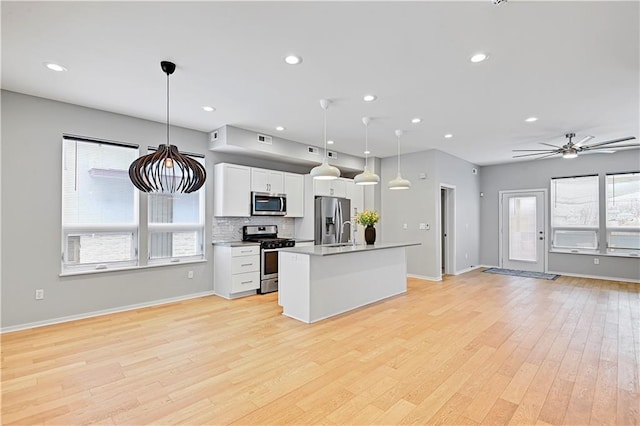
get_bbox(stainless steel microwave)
[251,192,287,216]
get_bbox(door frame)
[498,188,548,272]
[438,183,456,276]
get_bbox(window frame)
[550,174,600,253]
[605,172,640,255]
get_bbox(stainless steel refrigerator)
[314,196,351,245]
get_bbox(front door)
[501,191,546,272]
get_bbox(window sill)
[59,258,207,277]
[550,249,639,259]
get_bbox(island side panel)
[308,247,407,323]
[279,251,312,322]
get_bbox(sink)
[322,243,358,248]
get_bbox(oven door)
[252,192,287,216]
[261,248,279,281]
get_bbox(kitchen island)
[278,242,420,323]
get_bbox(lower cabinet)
[214,244,260,299]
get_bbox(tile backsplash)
[212,216,296,242]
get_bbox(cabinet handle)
[241,263,252,267]
[241,280,253,285]
[241,250,252,253]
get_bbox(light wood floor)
[2,270,639,425]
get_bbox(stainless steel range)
[242,225,295,294]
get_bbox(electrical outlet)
[419,223,427,230]
[403,223,408,230]
[35,289,44,300]
[188,270,194,279]
[593,258,599,265]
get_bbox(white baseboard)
[546,271,639,284]
[407,273,442,282]
[1,291,216,334]
[454,265,484,275]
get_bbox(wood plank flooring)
[2,270,639,425]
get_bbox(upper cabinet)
[345,179,364,216]
[314,179,347,198]
[251,168,284,194]
[284,173,304,218]
[214,163,251,217]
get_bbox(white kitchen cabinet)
[284,172,304,217]
[345,179,364,217]
[214,163,251,217]
[251,168,284,194]
[314,178,346,198]
[214,244,260,299]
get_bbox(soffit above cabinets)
[209,125,365,173]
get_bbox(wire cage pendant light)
[388,129,411,190]
[354,117,380,186]
[310,99,340,180]
[129,61,206,193]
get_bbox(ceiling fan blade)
[574,135,594,147]
[540,142,562,148]
[583,143,640,150]
[534,152,561,160]
[581,150,616,155]
[512,149,557,152]
[513,151,559,158]
[585,136,636,148]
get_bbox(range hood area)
[209,125,366,174]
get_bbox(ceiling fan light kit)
[512,132,638,160]
[129,61,207,193]
[310,99,341,180]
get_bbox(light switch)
[403,223,408,230]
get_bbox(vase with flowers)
[355,210,380,245]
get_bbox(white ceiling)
[2,1,638,166]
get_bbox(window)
[606,172,640,254]
[62,137,139,272]
[62,137,207,273]
[550,175,599,251]
[148,155,205,263]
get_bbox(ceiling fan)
[512,133,638,160]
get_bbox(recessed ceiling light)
[364,150,371,155]
[44,62,67,72]
[327,140,334,145]
[284,55,302,65]
[411,118,422,124]
[202,106,215,112]
[470,53,488,63]
[525,117,538,122]
[363,94,377,102]
[444,134,453,139]
[275,126,285,131]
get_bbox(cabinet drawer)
[232,246,260,257]
[231,272,260,293]
[232,255,260,273]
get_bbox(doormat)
[483,268,559,280]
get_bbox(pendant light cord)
[166,71,170,146]
[397,134,401,175]
[323,107,327,160]
[364,122,369,170]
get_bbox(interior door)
[501,191,545,272]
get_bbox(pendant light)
[129,61,206,193]
[388,129,411,190]
[354,117,380,185]
[310,99,340,180]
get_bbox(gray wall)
[380,149,480,279]
[479,150,640,281]
[0,90,322,330]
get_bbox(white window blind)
[62,137,139,271]
[606,172,640,253]
[550,175,599,251]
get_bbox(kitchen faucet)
[342,221,357,246]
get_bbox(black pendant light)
[129,61,206,193]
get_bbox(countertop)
[212,241,260,247]
[279,242,421,256]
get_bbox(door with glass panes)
[501,191,546,272]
